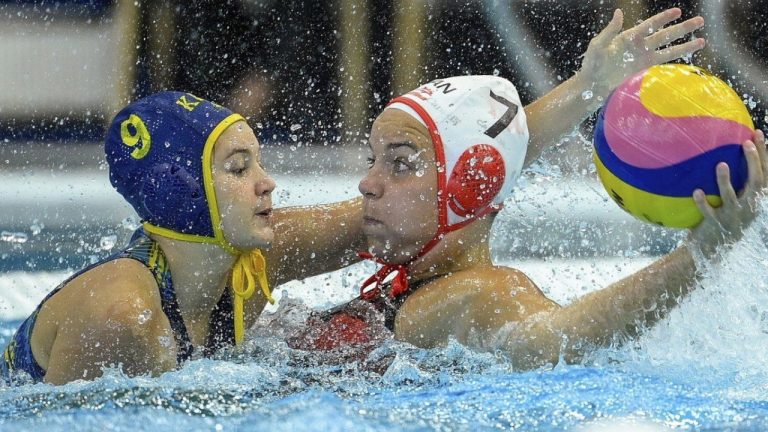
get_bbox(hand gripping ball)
[593,64,754,228]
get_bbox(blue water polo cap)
[105,91,245,240]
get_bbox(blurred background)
[0,0,766,299]
[1,0,765,144]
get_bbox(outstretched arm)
[505,131,767,368]
[244,198,364,325]
[263,197,364,287]
[524,8,706,166]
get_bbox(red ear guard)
[446,144,506,218]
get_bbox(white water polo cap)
[360,76,529,301]
[386,75,529,229]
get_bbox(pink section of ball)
[603,77,754,169]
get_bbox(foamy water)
[2,173,768,431]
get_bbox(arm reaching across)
[524,7,706,166]
[264,197,364,287]
[243,198,364,322]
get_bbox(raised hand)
[580,8,706,98]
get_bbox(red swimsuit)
[286,278,438,359]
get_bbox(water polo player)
[290,74,766,367]
[281,8,737,361]
[1,92,364,385]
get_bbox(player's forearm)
[267,197,364,286]
[556,247,697,354]
[523,72,606,167]
[505,246,699,368]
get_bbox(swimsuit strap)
[359,274,444,331]
[121,231,194,363]
[204,288,235,355]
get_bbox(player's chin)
[232,226,274,250]
[252,226,274,249]
[365,237,413,264]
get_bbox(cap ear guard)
[140,163,207,231]
[446,144,506,218]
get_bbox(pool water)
[2,172,768,431]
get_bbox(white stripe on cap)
[385,102,427,127]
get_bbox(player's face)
[212,121,276,249]
[358,109,439,263]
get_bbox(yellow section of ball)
[594,152,721,228]
[639,64,754,129]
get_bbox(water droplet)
[310,252,316,259]
[622,51,635,62]
[30,223,43,236]
[407,149,425,162]
[743,95,757,110]
[581,90,593,100]
[137,309,152,325]
[100,235,117,250]
[121,216,141,231]
[290,124,302,132]
[164,141,171,148]
[415,169,425,177]
[158,335,173,348]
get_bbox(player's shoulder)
[428,264,557,309]
[47,258,162,325]
[426,264,538,292]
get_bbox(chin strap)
[358,218,472,301]
[358,252,410,300]
[143,222,274,346]
[231,249,274,345]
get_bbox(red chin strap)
[358,227,449,300]
[358,251,410,300]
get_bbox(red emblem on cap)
[446,144,505,218]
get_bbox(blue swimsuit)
[1,229,234,384]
